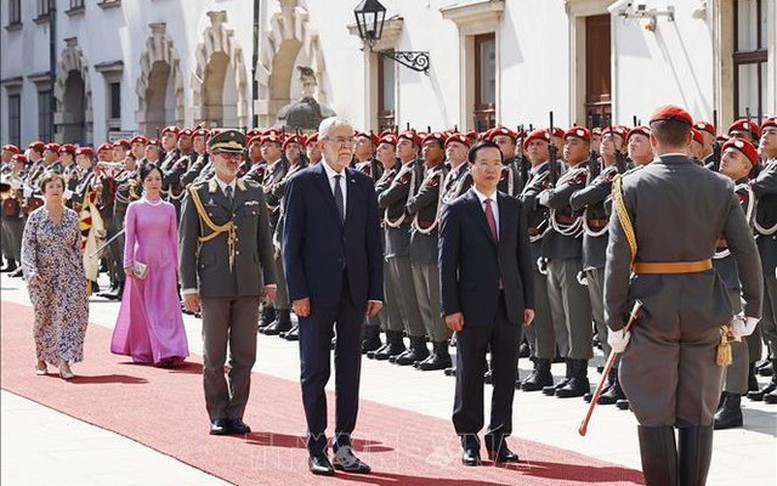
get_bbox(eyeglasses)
[323,136,355,146]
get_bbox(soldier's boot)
[262,309,292,336]
[555,359,590,398]
[373,330,405,361]
[747,362,759,393]
[757,356,774,376]
[678,426,713,486]
[749,359,777,401]
[444,366,457,376]
[9,267,23,278]
[361,325,382,355]
[258,306,276,330]
[280,324,300,341]
[714,392,743,429]
[520,358,554,391]
[518,340,530,358]
[103,280,125,301]
[543,359,571,396]
[764,382,777,404]
[597,368,626,405]
[395,336,429,366]
[585,368,615,403]
[417,341,452,371]
[1,258,17,273]
[615,399,630,410]
[637,426,678,486]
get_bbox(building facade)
[1,0,775,147]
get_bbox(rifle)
[588,142,600,179]
[518,125,529,190]
[746,107,755,142]
[712,109,722,172]
[548,112,558,187]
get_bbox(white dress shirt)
[322,161,347,213]
[472,187,500,239]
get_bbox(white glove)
[23,185,32,198]
[63,189,73,200]
[730,315,759,342]
[607,328,631,353]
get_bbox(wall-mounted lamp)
[609,1,676,31]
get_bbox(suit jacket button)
[236,250,240,255]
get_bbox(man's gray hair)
[318,116,353,140]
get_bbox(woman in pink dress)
[110,164,189,366]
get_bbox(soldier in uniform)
[750,117,777,403]
[569,126,625,405]
[694,121,716,164]
[604,105,762,485]
[518,129,559,392]
[537,127,593,398]
[377,131,428,366]
[262,134,307,337]
[130,135,149,161]
[242,135,267,182]
[96,143,114,162]
[305,133,322,165]
[488,127,523,195]
[1,145,21,273]
[180,129,276,435]
[728,119,760,143]
[257,133,289,330]
[713,137,759,428]
[1,153,26,275]
[406,132,451,370]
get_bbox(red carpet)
[1,301,644,485]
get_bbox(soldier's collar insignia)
[237,178,247,191]
[208,179,218,194]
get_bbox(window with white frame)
[734,0,769,119]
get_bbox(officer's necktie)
[333,174,345,222]
[225,185,233,203]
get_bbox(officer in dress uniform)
[749,117,777,403]
[604,105,762,486]
[713,137,759,429]
[406,132,451,370]
[518,129,559,392]
[537,127,593,399]
[569,126,626,405]
[179,129,276,436]
[377,130,428,366]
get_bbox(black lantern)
[354,0,386,45]
[353,0,430,74]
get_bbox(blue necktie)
[333,175,345,222]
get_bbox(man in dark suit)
[179,129,277,436]
[439,139,535,466]
[283,117,384,476]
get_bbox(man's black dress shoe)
[332,445,371,473]
[308,454,336,476]
[487,445,520,463]
[209,418,229,435]
[228,419,251,435]
[462,446,481,466]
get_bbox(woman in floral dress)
[21,171,89,379]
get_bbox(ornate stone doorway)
[54,38,92,144]
[136,23,184,136]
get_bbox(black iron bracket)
[378,50,430,74]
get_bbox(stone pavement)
[1,272,775,485]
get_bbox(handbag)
[132,261,148,280]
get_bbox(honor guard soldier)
[604,105,762,486]
[367,134,404,359]
[257,132,289,331]
[159,125,180,168]
[569,126,626,405]
[130,135,149,161]
[354,132,383,182]
[179,129,277,436]
[305,133,322,165]
[487,127,522,195]
[728,119,761,143]
[377,130,428,366]
[440,133,474,205]
[694,121,716,164]
[261,134,308,337]
[1,153,26,275]
[714,137,759,429]
[406,132,451,370]
[242,135,267,182]
[750,117,777,403]
[537,127,593,398]
[518,129,560,392]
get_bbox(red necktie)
[484,198,498,242]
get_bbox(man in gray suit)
[604,105,762,486]
[179,129,277,436]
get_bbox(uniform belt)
[633,259,712,274]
